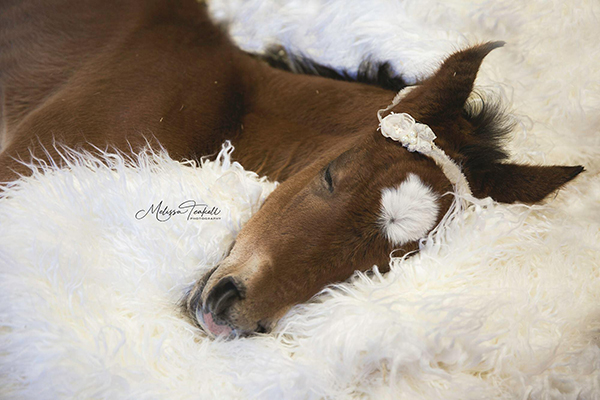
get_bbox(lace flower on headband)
[379,112,436,154]
[377,88,472,198]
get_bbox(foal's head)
[184,43,583,337]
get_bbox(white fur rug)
[2,1,600,399]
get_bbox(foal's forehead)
[340,131,452,197]
[361,134,448,184]
[352,136,451,245]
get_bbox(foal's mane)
[254,46,514,172]
[255,46,407,92]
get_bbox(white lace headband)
[377,87,472,198]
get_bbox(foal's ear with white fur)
[466,163,584,203]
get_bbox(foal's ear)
[468,163,584,203]
[408,41,505,119]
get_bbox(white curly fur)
[1,0,600,399]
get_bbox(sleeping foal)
[0,0,583,338]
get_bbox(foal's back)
[0,0,243,180]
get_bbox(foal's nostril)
[205,277,243,317]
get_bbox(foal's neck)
[231,59,397,181]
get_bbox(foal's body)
[0,0,390,182]
[1,0,583,337]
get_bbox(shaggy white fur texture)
[2,0,600,399]
[379,174,440,246]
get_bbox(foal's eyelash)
[323,164,334,192]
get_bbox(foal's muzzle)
[199,276,244,337]
[184,267,250,338]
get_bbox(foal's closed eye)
[323,163,334,192]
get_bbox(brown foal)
[0,0,583,337]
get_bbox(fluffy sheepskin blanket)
[1,0,600,399]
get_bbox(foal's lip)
[201,311,234,337]
[194,306,241,339]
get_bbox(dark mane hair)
[254,46,408,92]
